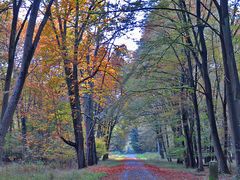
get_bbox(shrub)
[95,138,107,158]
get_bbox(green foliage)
[3,132,23,161]
[25,100,76,161]
[168,135,185,159]
[110,122,128,152]
[129,128,142,153]
[95,138,107,158]
[168,147,185,159]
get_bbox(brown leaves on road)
[89,159,205,180]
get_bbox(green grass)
[98,159,122,167]
[0,163,106,180]
[144,159,188,170]
[136,153,161,160]
[135,153,195,173]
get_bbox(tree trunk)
[103,122,115,160]
[222,84,228,158]
[106,125,113,152]
[72,90,86,169]
[180,69,196,168]
[218,1,240,176]
[84,88,97,166]
[199,37,229,172]
[196,14,229,173]
[164,125,171,162]
[177,0,230,173]
[62,58,86,169]
[157,137,164,159]
[181,99,196,168]
[178,0,204,169]
[185,49,204,171]
[92,137,98,164]
[0,0,54,164]
[1,0,21,120]
[21,117,27,154]
[52,0,87,169]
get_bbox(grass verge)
[98,159,122,167]
[0,163,106,180]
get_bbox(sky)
[114,27,143,51]
[19,0,144,52]
[110,0,145,51]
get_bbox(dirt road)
[120,160,158,180]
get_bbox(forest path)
[100,158,159,180]
[91,155,205,180]
[120,159,158,180]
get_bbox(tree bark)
[184,49,204,171]
[222,83,228,158]
[21,117,27,159]
[50,0,88,168]
[84,88,97,166]
[0,0,54,164]
[62,58,86,169]
[178,0,204,169]
[1,0,22,120]
[176,0,230,173]
[156,137,165,159]
[217,1,240,176]
[180,88,196,168]
[195,0,229,172]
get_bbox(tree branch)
[60,136,76,148]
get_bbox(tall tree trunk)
[178,0,204,169]
[0,0,54,164]
[84,87,97,166]
[185,49,204,171]
[180,69,196,168]
[159,127,166,159]
[21,117,27,159]
[62,58,86,169]
[106,124,114,152]
[176,0,230,173]
[1,0,22,120]
[220,82,228,158]
[180,97,196,168]
[70,0,87,168]
[103,121,115,160]
[195,0,229,173]
[223,93,228,158]
[51,0,88,169]
[73,57,86,169]
[92,137,98,164]
[156,136,164,159]
[217,1,240,176]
